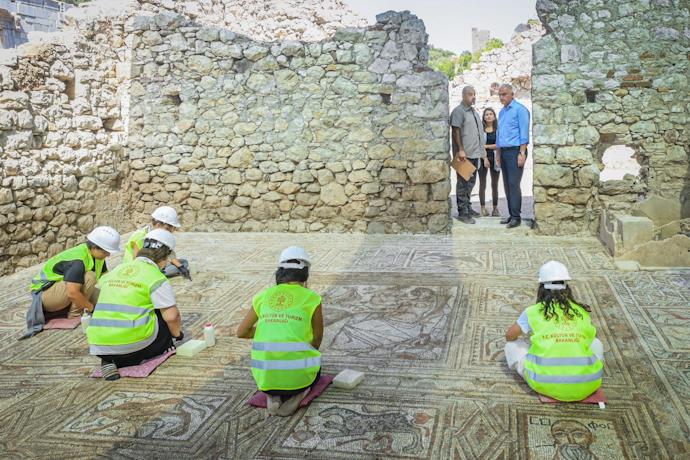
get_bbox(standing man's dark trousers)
[456,158,479,217]
[500,147,525,221]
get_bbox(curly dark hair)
[536,283,591,321]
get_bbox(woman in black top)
[478,108,501,217]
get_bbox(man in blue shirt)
[496,84,530,228]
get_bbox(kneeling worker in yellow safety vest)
[123,205,191,280]
[236,246,324,417]
[22,226,121,339]
[504,261,604,402]
[87,229,184,381]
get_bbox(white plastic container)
[333,369,365,389]
[81,310,91,333]
[176,339,207,357]
[203,323,216,347]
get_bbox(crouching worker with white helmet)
[123,206,191,280]
[22,226,121,339]
[236,246,324,417]
[504,261,604,402]
[87,229,183,381]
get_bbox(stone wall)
[127,10,450,234]
[0,11,131,276]
[532,0,690,236]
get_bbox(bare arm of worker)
[495,148,501,168]
[236,308,258,339]
[131,241,140,258]
[452,127,466,160]
[505,323,522,341]
[160,305,182,338]
[65,281,95,312]
[485,143,497,149]
[311,304,324,350]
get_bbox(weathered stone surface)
[406,161,447,184]
[319,182,348,206]
[555,146,593,166]
[617,216,654,251]
[620,235,690,267]
[534,165,574,187]
[632,195,681,227]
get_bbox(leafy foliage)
[428,38,504,80]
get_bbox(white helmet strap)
[278,261,308,270]
[543,283,567,291]
[143,239,168,250]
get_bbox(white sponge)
[332,369,365,389]
[176,339,207,357]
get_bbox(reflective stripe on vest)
[251,357,321,370]
[523,302,603,401]
[89,315,153,328]
[89,320,159,355]
[526,354,599,366]
[252,342,316,352]
[95,303,151,315]
[250,284,322,391]
[525,369,603,384]
[86,259,166,355]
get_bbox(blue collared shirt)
[497,99,530,148]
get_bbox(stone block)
[617,215,654,251]
[534,165,574,187]
[556,146,593,166]
[620,235,690,267]
[407,160,447,184]
[380,168,407,183]
[632,195,681,227]
[320,182,348,206]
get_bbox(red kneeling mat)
[247,374,335,408]
[90,349,176,378]
[44,317,81,330]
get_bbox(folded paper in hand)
[451,157,476,181]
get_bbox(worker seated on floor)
[87,229,183,381]
[23,226,121,339]
[123,205,191,280]
[236,246,324,417]
[504,261,604,402]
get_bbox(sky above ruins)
[345,0,538,54]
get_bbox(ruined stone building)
[471,27,491,53]
[0,0,70,48]
[0,0,688,276]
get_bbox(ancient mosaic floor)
[1,229,689,459]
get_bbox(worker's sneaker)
[455,215,476,224]
[101,362,120,381]
[266,395,282,415]
[276,388,310,417]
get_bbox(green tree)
[428,38,504,80]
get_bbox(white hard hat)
[538,260,571,290]
[87,226,121,253]
[278,246,311,269]
[151,206,181,228]
[144,229,176,251]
